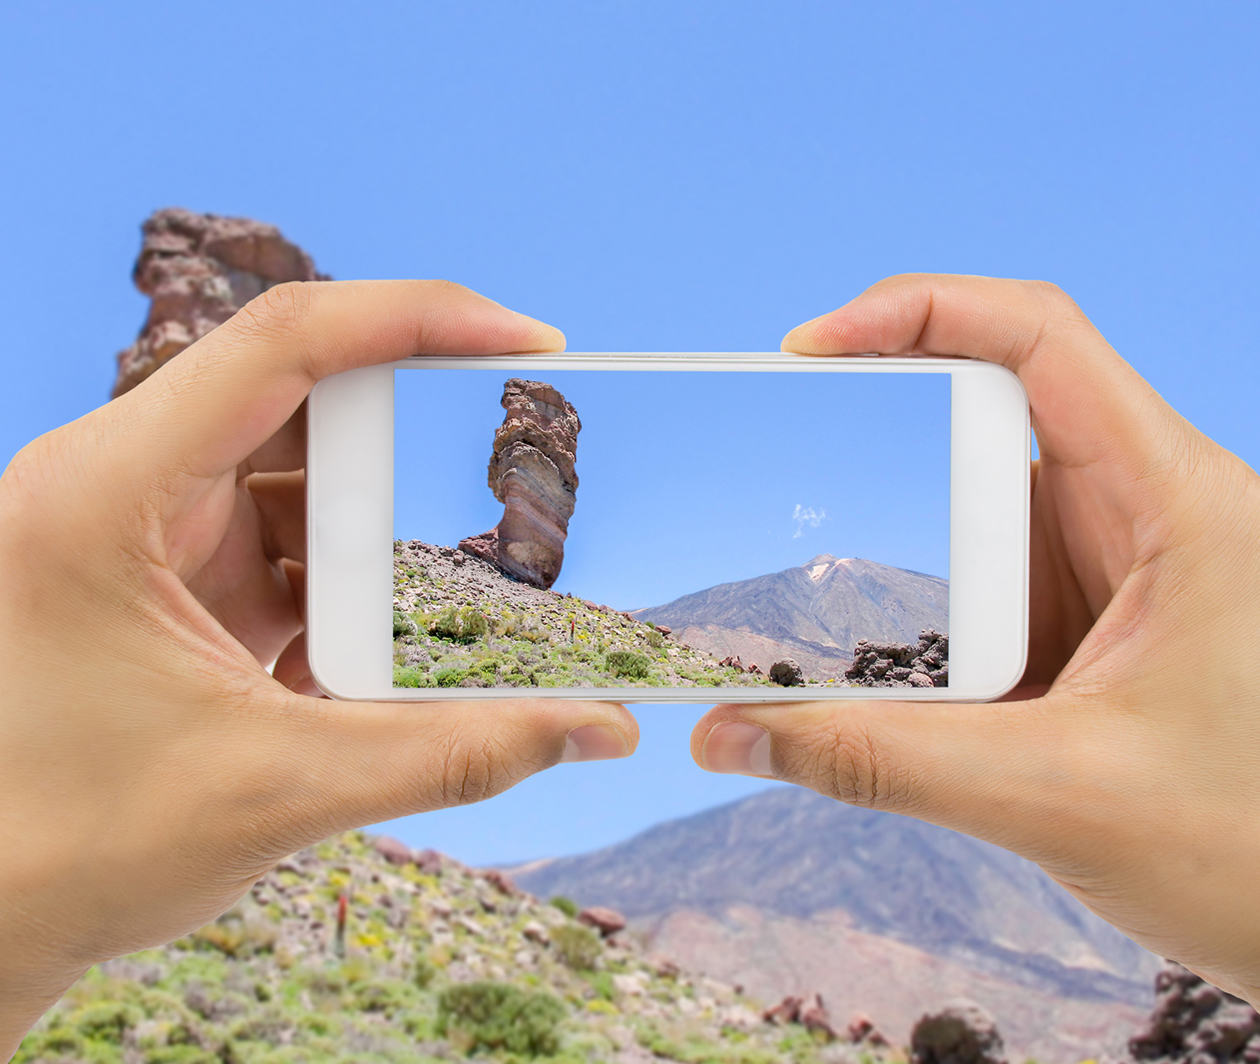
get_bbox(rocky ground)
[15,823,1236,1064]
[392,540,786,689]
[15,830,901,1064]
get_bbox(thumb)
[692,697,1088,871]
[215,691,637,872]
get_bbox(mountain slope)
[632,554,947,678]
[510,785,1162,1061]
[393,540,773,689]
[15,829,869,1064]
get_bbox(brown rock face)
[910,998,1008,1064]
[847,629,949,687]
[1128,961,1260,1062]
[761,993,838,1040]
[458,378,581,589]
[112,207,324,397]
[577,905,626,938]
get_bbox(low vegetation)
[391,541,776,690]
[14,829,876,1064]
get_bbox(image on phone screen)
[393,368,949,690]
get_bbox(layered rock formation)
[847,628,949,687]
[112,208,325,397]
[1128,961,1260,1062]
[458,379,581,589]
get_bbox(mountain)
[631,554,948,679]
[510,785,1163,1063]
[16,829,879,1064]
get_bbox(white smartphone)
[305,353,1029,702]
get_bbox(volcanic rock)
[458,378,581,589]
[847,1011,890,1046]
[761,993,838,1040]
[112,208,325,397]
[847,629,949,688]
[578,905,627,938]
[769,659,804,686]
[910,998,1007,1064]
[1128,961,1260,1062]
[372,835,414,866]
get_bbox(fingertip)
[781,309,854,355]
[513,315,566,352]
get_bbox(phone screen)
[393,368,949,691]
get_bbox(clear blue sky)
[396,368,950,608]
[2,2,1257,866]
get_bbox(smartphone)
[305,353,1029,702]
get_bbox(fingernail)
[560,724,627,763]
[702,721,773,775]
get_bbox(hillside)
[14,830,897,1064]
[510,786,1162,1063]
[392,540,779,689]
[631,555,948,679]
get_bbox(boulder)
[372,836,414,866]
[112,208,325,398]
[481,869,519,896]
[762,995,802,1026]
[458,379,582,589]
[847,1011,889,1046]
[910,998,1007,1064]
[769,659,805,686]
[578,905,628,937]
[848,629,949,688]
[761,992,837,1040]
[798,992,838,1040]
[521,921,549,945]
[1129,960,1260,1061]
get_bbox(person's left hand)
[0,280,637,1055]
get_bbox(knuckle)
[420,278,471,298]
[814,719,910,811]
[436,723,515,807]
[1024,278,1083,319]
[233,281,316,337]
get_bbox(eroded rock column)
[458,378,581,589]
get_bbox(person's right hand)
[693,274,1260,1007]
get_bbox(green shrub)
[144,1048,220,1064]
[552,923,602,971]
[392,611,414,638]
[65,1001,143,1044]
[428,607,489,643]
[15,1025,86,1062]
[549,895,579,918]
[437,981,566,1057]
[393,665,432,688]
[413,955,437,989]
[434,666,469,688]
[605,651,650,679]
[458,607,488,640]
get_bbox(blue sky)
[395,367,950,610]
[2,2,1258,865]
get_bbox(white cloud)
[792,503,827,539]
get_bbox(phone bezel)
[306,353,1029,702]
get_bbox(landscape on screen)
[393,370,949,690]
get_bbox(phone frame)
[306,353,1030,702]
